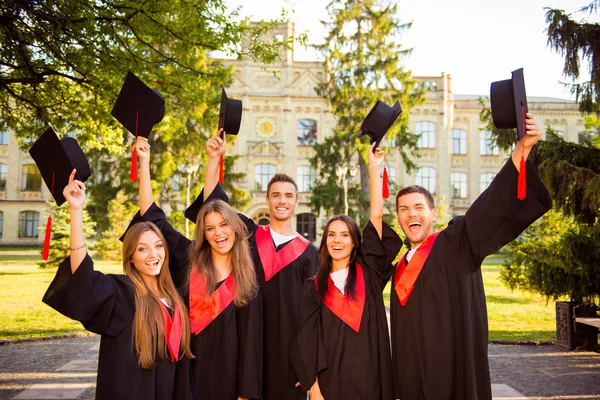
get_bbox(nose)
[409,207,418,217]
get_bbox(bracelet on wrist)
[70,244,86,251]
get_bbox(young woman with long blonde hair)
[43,170,193,400]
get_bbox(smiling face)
[130,230,166,280]
[266,181,299,222]
[326,220,355,265]
[396,192,437,248]
[204,211,235,256]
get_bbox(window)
[578,131,596,145]
[416,167,436,194]
[297,119,317,146]
[450,172,467,199]
[480,173,496,194]
[21,164,42,191]
[451,129,467,155]
[254,164,275,191]
[386,166,397,186]
[0,164,6,190]
[416,122,436,149]
[297,213,316,242]
[0,211,3,237]
[19,211,39,238]
[555,130,565,138]
[480,130,499,156]
[296,165,316,192]
[253,212,270,226]
[0,130,7,145]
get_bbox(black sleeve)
[236,292,264,399]
[42,255,134,337]
[302,244,318,281]
[290,280,328,391]
[446,159,552,270]
[357,221,402,289]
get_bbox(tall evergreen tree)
[309,0,425,224]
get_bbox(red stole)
[154,297,182,362]
[189,267,235,335]
[394,232,440,306]
[316,263,366,333]
[256,225,310,281]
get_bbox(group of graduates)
[36,69,552,399]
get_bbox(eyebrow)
[137,240,163,246]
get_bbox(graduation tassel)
[382,164,389,199]
[218,155,224,184]
[42,171,55,261]
[517,105,526,200]
[130,108,139,182]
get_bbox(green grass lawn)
[1,256,557,342]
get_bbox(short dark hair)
[267,173,298,196]
[395,185,435,210]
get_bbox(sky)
[224,0,592,100]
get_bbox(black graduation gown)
[391,160,552,400]
[128,203,263,400]
[196,184,318,400]
[42,254,191,400]
[291,221,401,400]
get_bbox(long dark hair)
[316,215,362,300]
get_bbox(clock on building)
[256,118,276,138]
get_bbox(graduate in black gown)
[390,113,552,399]
[127,136,263,400]
[192,132,318,399]
[43,170,194,400]
[291,143,400,400]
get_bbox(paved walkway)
[0,336,598,399]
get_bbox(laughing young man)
[390,113,552,399]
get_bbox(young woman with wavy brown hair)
[43,170,193,400]
[126,136,262,400]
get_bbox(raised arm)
[63,169,87,274]
[368,142,386,239]
[135,137,153,216]
[511,113,541,171]
[204,129,225,201]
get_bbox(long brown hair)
[189,199,258,307]
[122,222,193,369]
[316,215,362,299]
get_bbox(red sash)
[154,298,182,362]
[316,263,366,333]
[394,232,439,306]
[256,225,310,281]
[189,267,235,335]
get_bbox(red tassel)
[219,155,224,184]
[130,147,138,181]
[517,154,526,200]
[382,167,389,199]
[42,215,52,261]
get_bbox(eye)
[327,232,334,237]
[156,243,163,249]
[138,247,147,252]
[206,227,213,232]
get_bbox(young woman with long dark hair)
[291,143,402,400]
[43,170,193,400]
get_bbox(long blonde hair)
[189,199,258,307]
[122,221,194,369]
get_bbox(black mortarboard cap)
[360,100,402,151]
[219,89,242,135]
[29,127,91,206]
[490,68,528,141]
[185,185,230,224]
[111,71,165,138]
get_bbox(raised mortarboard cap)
[360,100,402,150]
[490,68,528,141]
[29,127,91,206]
[111,71,165,138]
[219,89,242,135]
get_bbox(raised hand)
[63,169,86,211]
[135,136,150,164]
[367,142,385,169]
[206,129,226,160]
[522,113,542,149]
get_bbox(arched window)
[450,172,467,199]
[416,167,436,194]
[296,165,316,192]
[19,211,39,238]
[480,173,496,194]
[416,122,436,149]
[254,164,275,191]
[253,212,270,226]
[451,129,467,155]
[296,213,316,242]
[480,130,499,155]
[0,164,7,190]
[21,164,42,191]
[297,119,317,146]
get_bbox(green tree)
[95,190,136,261]
[39,202,96,268]
[309,0,426,224]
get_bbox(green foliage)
[95,191,136,261]
[309,0,425,224]
[38,202,96,268]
